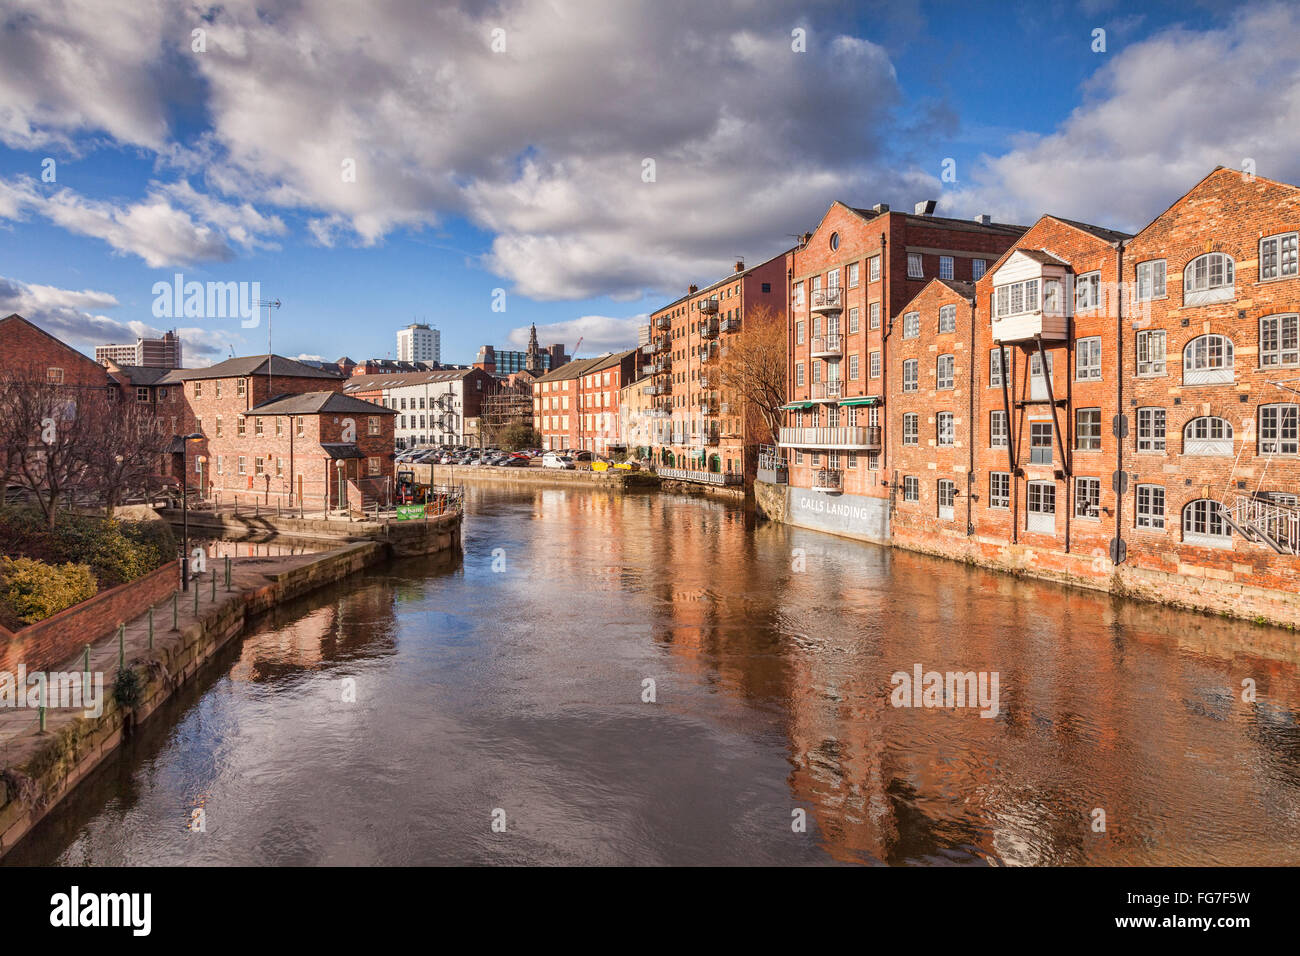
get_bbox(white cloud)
[510,314,647,355]
[0,274,237,365]
[947,4,1300,231]
[0,175,285,267]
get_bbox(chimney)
[914,199,937,216]
[734,260,745,273]
[974,213,992,225]
[688,284,699,294]
[872,203,890,215]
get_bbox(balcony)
[653,335,670,353]
[699,371,718,389]
[654,314,672,331]
[779,425,881,451]
[640,343,655,357]
[810,381,843,401]
[720,402,731,416]
[810,333,842,359]
[720,316,741,333]
[699,319,719,339]
[810,287,844,315]
[811,469,842,493]
[647,407,672,419]
[703,428,720,445]
[641,363,657,377]
[699,402,716,417]
[642,383,669,396]
[654,357,673,374]
[698,343,719,363]
[698,298,719,315]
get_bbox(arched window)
[1184,253,1235,305]
[1183,334,1234,385]
[1183,416,1233,455]
[1182,499,1232,546]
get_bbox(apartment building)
[648,252,790,484]
[341,367,494,449]
[95,330,183,368]
[776,200,1025,541]
[532,350,639,453]
[759,166,1300,625]
[396,323,441,364]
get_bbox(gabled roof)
[0,313,106,372]
[898,278,976,315]
[108,365,175,385]
[159,354,343,383]
[248,391,395,415]
[1009,248,1070,267]
[534,349,636,383]
[1046,216,1132,243]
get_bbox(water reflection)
[7,485,1300,865]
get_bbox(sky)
[1,0,1298,367]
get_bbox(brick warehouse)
[157,355,395,509]
[646,251,790,484]
[761,167,1300,627]
[773,199,1026,541]
[532,349,639,453]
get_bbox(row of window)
[899,474,1248,545]
[208,455,382,477]
[895,405,1299,458]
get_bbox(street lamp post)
[179,432,203,591]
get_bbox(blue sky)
[1,0,1297,367]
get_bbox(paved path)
[0,552,323,769]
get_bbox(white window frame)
[1026,481,1056,533]
[1183,334,1235,385]
[937,412,954,446]
[971,259,986,280]
[1136,329,1166,376]
[938,256,954,280]
[907,253,923,279]
[1136,484,1165,530]
[1259,403,1299,455]
[1260,313,1300,368]
[1183,252,1235,305]
[902,312,920,339]
[937,479,955,519]
[1075,337,1102,381]
[1183,416,1234,456]
[1260,232,1299,281]
[1074,271,1101,312]
[902,359,918,392]
[989,472,1010,509]
[990,410,1008,448]
[937,354,955,390]
[1074,476,1101,520]
[1137,407,1166,453]
[1136,259,1166,301]
[903,413,919,446]
[903,475,920,501]
[1183,499,1232,548]
[938,305,956,333]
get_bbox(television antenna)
[255,298,282,395]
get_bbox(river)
[7,484,1300,865]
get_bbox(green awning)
[839,395,881,407]
[781,401,815,410]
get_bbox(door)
[1029,352,1054,401]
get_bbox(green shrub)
[0,557,98,624]
[0,508,174,589]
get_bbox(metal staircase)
[1220,495,1300,555]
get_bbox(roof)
[248,391,395,415]
[108,364,174,385]
[320,443,364,460]
[1009,247,1070,267]
[533,349,636,383]
[650,248,795,315]
[1046,216,1133,243]
[342,368,485,391]
[159,354,343,383]
[935,278,977,299]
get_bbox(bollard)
[148,605,154,649]
[225,555,232,591]
[118,623,125,670]
[211,568,216,601]
[173,591,179,630]
[194,580,199,616]
[38,704,45,733]
[83,644,90,682]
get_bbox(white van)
[542,452,575,470]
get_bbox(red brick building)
[158,354,393,508]
[776,201,1025,540]
[532,349,639,453]
[0,314,111,391]
[647,251,790,483]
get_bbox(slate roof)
[247,391,395,415]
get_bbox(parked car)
[542,452,576,470]
[571,450,593,462]
[501,456,529,468]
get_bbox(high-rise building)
[95,330,183,368]
[397,323,441,364]
[475,326,569,378]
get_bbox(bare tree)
[79,396,174,518]
[717,302,787,445]
[0,369,94,527]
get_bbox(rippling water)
[8,485,1300,865]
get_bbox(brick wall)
[0,559,179,674]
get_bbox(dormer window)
[994,278,1039,318]
[1184,253,1235,305]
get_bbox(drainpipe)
[966,295,976,535]
[1113,239,1127,565]
[880,230,890,516]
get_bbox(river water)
[7,484,1300,865]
